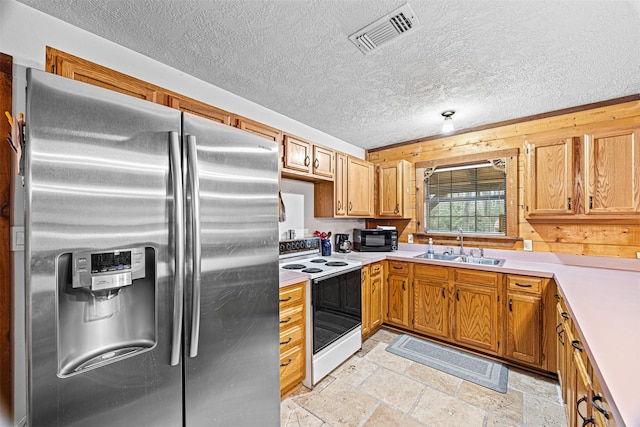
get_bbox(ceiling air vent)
[348,3,420,54]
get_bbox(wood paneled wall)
[366,98,640,258]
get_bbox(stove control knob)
[279,243,285,253]
[286,243,292,251]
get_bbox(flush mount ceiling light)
[441,110,455,134]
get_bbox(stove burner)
[310,259,328,263]
[325,261,348,267]
[302,268,323,273]
[282,264,306,270]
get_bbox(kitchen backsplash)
[280,179,365,245]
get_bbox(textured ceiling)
[15,0,640,150]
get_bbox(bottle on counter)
[321,239,332,256]
[427,238,434,258]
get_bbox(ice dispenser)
[57,246,157,377]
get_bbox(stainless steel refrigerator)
[24,69,281,426]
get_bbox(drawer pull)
[442,287,445,299]
[554,293,561,300]
[576,395,595,426]
[591,394,610,417]
[402,281,406,291]
[372,282,376,292]
[557,330,565,346]
[393,265,403,270]
[509,298,513,312]
[456,289,460,301]
[515,282,533,288]
[280,337,292,345]
[561,312,569,319]
[279,296,292,302]
[571,339,583,352]
[279,316,292,324]
[280,358,293,367]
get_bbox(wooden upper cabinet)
[282,135,334,180]
[313,145,334,179]
[47,47,164,104]
[347,157,375,217]
[236,117,283,143]
[335,153,348,216]
[525,137,576,217]
[376,159,411,219]
[169,95,233,126]
[283,135,312,173]
[584,128,640,215]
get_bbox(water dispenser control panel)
[72,247,146,291]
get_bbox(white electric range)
[279,238,362,385]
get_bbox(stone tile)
[332,354,379,387]
[359,367,425,413]
[410,386,486,427]
[485,412,522,427]
[364,342,412,374]
[292,375,335,407]
[281,399,325,427]
[405,362,462,395]
[298,379,378,427]
[363,404,426,427]
[526,395,567,427]
[508,368,562,404]
[369,328,399,344]
[356,336,379,357]
[457,380,524,424]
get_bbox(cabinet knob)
[394,203,399,214]
[314,158,319,169]
[304,156,310,166]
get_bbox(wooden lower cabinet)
[452,269,501,355]
[386,261,411,328]
[556,292,618,427]
[362,262,384,339]
[505,275,545,366]
[279,282,306,396]
[413,264,450,339]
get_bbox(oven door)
[312,268,362,354]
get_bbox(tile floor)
[281,328,567,427]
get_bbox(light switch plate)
[523,240,533,251]
[636,251,640,259]
[407,234,414,244]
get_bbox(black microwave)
[353,229,398,252]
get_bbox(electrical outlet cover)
[407,234,414,244]
[523,240,533,251]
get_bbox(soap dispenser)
[427,238,434,258]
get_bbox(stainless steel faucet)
[456,228,465,255]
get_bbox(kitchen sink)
[414,253,505,267]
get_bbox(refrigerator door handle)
[187,134,202,358]
[170,131,185,366]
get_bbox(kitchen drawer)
[280,344,305,393]
[279,323,304,350]
[414,263,449,280]
[507,275,542,294]
[454,268,499,287]
[279,304,304,330]
[279,282,305,308]
[388,261,409,275]
[370,262,382,277]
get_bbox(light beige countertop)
[278,269,309,288]
[279,243,640,426]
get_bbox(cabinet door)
[525,137,576,217]
[454,283,499,353]
[169,95,233,125]
[505,292,542,366]
[370,264,384,331]
[48,47,162,103]
[335,153,348,216]
[347,157,374,217]
[236,117,283,143]
[387,274,410,328]
[361,267,371,337]
[313,146,334,178]
[585,128,640,214]
[414,278,449,338]
[376,160,411,219]
[284,135,312,173]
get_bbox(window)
[416,149,518,239]
[425,162,506,234]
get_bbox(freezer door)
[182,114,280,426]
[25,69,183,426]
